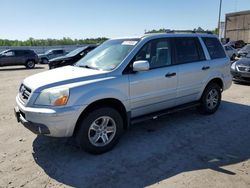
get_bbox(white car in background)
[224,45,238,60]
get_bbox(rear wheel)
[198,83,222,114]
[76,107,123,154]
[25,60,35,69]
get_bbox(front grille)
[238,66,250,72]
[19,84,32,103]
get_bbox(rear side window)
[174,37,205,64]
[202,37,226,59]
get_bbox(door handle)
[165,72,176,77]
[202,66,210,70]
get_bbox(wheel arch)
[73,98,129,137]
[206,78,224,90]
[198,77,224,100]
[25,59,35,63]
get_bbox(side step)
[130,101,200,125]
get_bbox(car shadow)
[0,66,45,71]
[233,81,250,86]
[32,101,250,187]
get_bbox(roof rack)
[165,30,213,34]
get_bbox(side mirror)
[132,60,150,72]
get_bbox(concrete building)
[225,10,250,43]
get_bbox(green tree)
[0,37,108,46]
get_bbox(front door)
[0,50,15,66]
[128,38,178,118]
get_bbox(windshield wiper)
[78,65,99,70]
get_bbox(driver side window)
[135,39,172,69]
[5,51,14,57]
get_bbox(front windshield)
[246,53,250,58]
[0,50,9,55]
[75,39,139,71]
[66,47,86,57]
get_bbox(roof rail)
[166,30,213,34]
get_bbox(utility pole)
[218,0,223,37]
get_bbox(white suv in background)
[15,32,232,154]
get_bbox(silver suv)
[14,33,232,154]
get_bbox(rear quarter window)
[202,37,226,59]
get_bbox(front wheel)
[198,83,222,114]
[76,107,123,154]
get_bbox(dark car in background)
[237,44,250,58]
[231,53,250,83]
[226,40,246,49]
[224,45,238,60]
[48,45,98,69]
[0,49,38,69]
[38,49,67,64]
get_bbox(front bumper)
[14,106,50,135]
[231,70,250,83]
[15,96,86,137]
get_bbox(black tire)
[198,83,222,115]
[76,107,124,154]
[25,60,35,69]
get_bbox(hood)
[23,66,107,92]
[236,58,250,66]
[49,56,70,62]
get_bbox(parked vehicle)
[224,45,238,60]
[231,53,250,83]
[49,45,98,69]
[226,40,246,49]
[38,49,67,64]
[0,49,38,69]
[14,33,232,154]
[238,44,250,57]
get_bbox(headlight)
[231,62,237,70]
[35,87,69,106]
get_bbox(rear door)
[173,37,209,105]
[14,50,27,65]
[128,38,178,117]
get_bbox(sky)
[0,0,249,40]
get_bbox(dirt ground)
[0,65,250,188]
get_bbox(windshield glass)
[246,53,250,58]
[75,39,139,71]
[0,50,9,55]
[66,47,86,57]
[242,45,250,51]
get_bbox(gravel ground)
[0,65,250,188]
